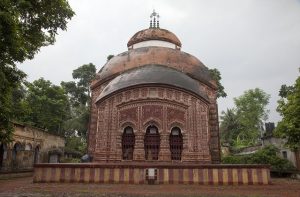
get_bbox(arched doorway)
[34,146,40,164]
[12,142,21,168]
[144,125,160,160]
[12,142,21,161]
[122,126,135,160]
[0,143,7,169]
[170,127,183,160]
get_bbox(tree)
[219,88,270,149]
[63,105,89,137]
[62,63,96,138]
[0,0,74,143]
[11,84,30,121]
[0,0,74,65]
[209,68,227,98]
[65,135,87,155]
[0,66,26,143]
[234,88,270,147]
[61,81,88,107]
[72,63,96,99]
[21,78,70,135]
[220,108,241,146]
[279,84,294,98]
[276,69,300,150]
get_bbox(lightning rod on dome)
[150,9,160,28]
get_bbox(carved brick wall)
[89,85,219,163]
[88,82,109,154]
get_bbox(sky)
[18,0,300,124]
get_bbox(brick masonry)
[1,123,64,172]
[88,85,220,163]
[33,163,271,185]
[88,31,221,164]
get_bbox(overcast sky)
[18,0,300,123]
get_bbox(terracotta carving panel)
[89,85,218,163]
[167,107,185,123]
[119,107,138,124]
[142,105,163,123]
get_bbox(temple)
[33,12,271,185]
[88,11,221,164]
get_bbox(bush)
[222,155,246,164]
[222,145,296,173]
[60,157,81,163]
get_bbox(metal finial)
[150,9,160,28]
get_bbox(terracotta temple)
[33,12,271,185]
[88,11,220,164]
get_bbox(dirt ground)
[0,177,299,197]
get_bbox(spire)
[150,10,160,28]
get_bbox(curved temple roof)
[96,64,209,103]
[95,47,216,89]
[127,28,182,47]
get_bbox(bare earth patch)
[0,177,299,197]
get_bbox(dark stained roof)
[96,64,209,103]
[127,28,182,47]
[93,47,216,89]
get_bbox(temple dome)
[94,47,216,89]
[127,28,182,48]
[88,11,221,165]
[96,64,209,102]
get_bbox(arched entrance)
[12,142,21,168]
[12,142,21,161]
[34,146,40,164]
[0,143,7,169]
[144,125,160,160]
[170,127,183,160]
[122,126,135,160]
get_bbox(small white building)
[261,122,300,170]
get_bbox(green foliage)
[209,68,227,98]
[0,65,26,143]
[60,63,96,152]
[5,63,95,150]
[234,88,270,122]
[220,108,241,146]
[222,146,296,172]
[220,88,270,148]
[276,69,300,150]
[222,155,245,164]
[62,63,96,139]
[20,78,70,135]
[234,88,270,147]
[0,0,74,143]
[63,105,89,137]
[11,84,30,120]
[60,157,81,163]
[72,63,96,97]
[107,54,114,61]
[62,63,96,106]
[61,81,88,107]
[279,84,294,98]
[65,135,87,154]
[0,0,74,65]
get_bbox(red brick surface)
[88,86,219,163]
